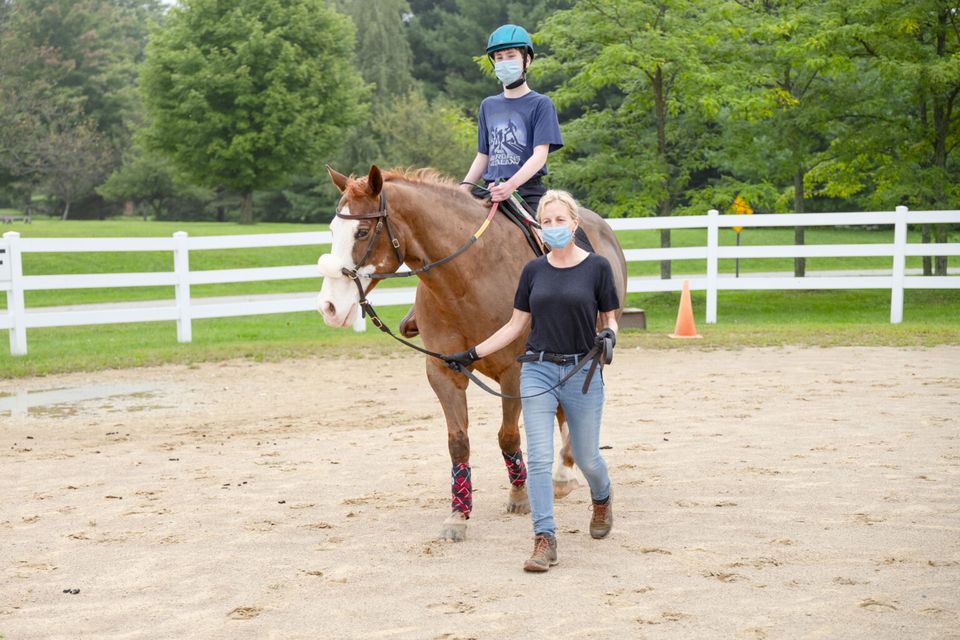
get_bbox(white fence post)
[890,205,908,324]
[706,209,719,323]
[3,231,27,355]
[173,231,192,343]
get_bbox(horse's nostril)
[322,301,336,317]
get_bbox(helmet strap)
[505,75,526,90]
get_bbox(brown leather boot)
[590,490,613,539]
[523,534,558,572]
[399,306,418,338]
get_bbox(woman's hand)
[441,347,480,370]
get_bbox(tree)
[97,144,187,219]
[43,120,113,219]
[373,90,475,177]
[140,0,366,224]
[539,0,729,278]
[809,0,960,275]
[696,0,852,276]
[336,0,415,103]
[3,0,150,148]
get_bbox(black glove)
[442,347,480,371]
[596,328,616,348]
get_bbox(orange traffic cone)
[669,279,702,339]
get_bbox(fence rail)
[2,207,958,356]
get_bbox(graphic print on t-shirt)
[488,116,526,169]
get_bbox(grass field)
[1,218,958,378]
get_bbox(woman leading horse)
[317,164,626,541]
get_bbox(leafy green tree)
[692,0,854,276]
[141,0,366,224]
[97,144,190,219]
[43,120,114,219]
[539,0,729,278]
[809,0,960,275]
[3,0,149,147]
[373,90,475,176]
[336,0,415,103]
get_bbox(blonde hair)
[536,189,581,222]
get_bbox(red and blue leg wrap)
[502,449,527,487]
[451,463,472,518]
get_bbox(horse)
[317,165,627,541]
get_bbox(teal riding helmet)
[486,24,534,59]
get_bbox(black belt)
[517,351,587,366]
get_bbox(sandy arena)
[1,346,959,639]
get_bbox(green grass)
[2,289,958,379]
[1,218,958,378]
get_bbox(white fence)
[1,207,958,356]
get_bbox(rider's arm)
[488,144,550,202]
[475,308,531,358]
[461,152,489,192]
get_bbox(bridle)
[332,188,611,398]
[334,189,499,359]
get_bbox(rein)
[334,189,610,397]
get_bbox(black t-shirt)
[513,253,620,355]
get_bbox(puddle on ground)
[0,384,165,420]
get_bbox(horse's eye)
[355,227,369,240]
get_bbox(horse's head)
[317,164,405,327]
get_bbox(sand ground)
[1,346,959,639]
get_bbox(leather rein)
[334,190,609,398]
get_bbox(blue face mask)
[542,226,573,249]
[494,60,523,86]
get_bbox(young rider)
[400,24,563,338]
[459,23,564,217]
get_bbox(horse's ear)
[326,165,348,193]
[366,165,383,197]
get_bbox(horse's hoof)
[506,484,530,514]
[553,478,580,499]
[438,513,467,542]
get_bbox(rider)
[459,23,564,218]
[400,24,563,339]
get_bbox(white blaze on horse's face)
[317,206,372,328]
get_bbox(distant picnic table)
[1,214,31,224]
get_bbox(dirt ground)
[1,346,958,639]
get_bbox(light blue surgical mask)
[542,226,573,249]
[494,60,523,86]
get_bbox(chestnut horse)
[317,165,627,541]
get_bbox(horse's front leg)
[554,407,580,499]
[497,364,529,514]
[426,359,472,542]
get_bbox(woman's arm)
[475,308,531,358]
[600,310,618,335]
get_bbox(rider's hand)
[442,347,480,370]
[487,181,516,203]
[596,327,617,348]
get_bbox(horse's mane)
[344,167,465,199]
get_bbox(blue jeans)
[520,357,611,537]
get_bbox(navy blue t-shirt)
[477,91,563,183]
[513,253,620,355]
